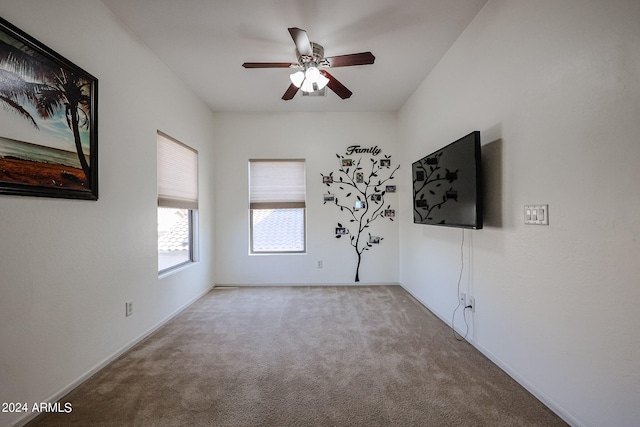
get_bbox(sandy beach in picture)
[0,156,88,191]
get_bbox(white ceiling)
[100,0,487,113]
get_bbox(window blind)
[157,132,198,210]
[249,159,306,209]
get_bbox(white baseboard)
[214,282,401,287]
[10,286,213,427]
[398,283,583,427]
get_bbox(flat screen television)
[412,131,483,229]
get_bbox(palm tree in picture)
[34,68,92,181]
[0,67,41,129]
[0,38,93,182]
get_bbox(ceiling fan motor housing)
[297,42,325,65]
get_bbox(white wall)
[214,112,399,285]
[398,1,640,426]
[0,2,215,426]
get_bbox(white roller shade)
[249,159,306,209]
[157,132,198,210]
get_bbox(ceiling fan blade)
[288,27,313,57]
[325,52,375,68]
[242,62,295,68]
[282,83,299,100]
[322,70,352,99]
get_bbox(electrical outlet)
[460,293,466,308]
[125,301,133,317]
[317,260,323,268]
[468,296,475,312]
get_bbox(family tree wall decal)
[321,147,399,282]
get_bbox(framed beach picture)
[0,17,98,200]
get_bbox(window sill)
[249,251,307,256]
[158,261,197,279]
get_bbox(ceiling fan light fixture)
[289,70,304,88]
[316,73,329,90]
[296,64,327,93]
[305,66,320,83]
[300,78,315,93]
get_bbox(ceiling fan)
[242,27,375,100]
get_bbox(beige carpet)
[28,286,566,426]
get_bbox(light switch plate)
[524,205,549,225]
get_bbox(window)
[157,131,198,273]
[249,159,306,254]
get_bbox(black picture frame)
[0,17,98,200]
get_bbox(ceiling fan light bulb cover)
[317,74,329,90]
[305,66,320,83]
[290,71,304,88]
[300,79,315,93]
